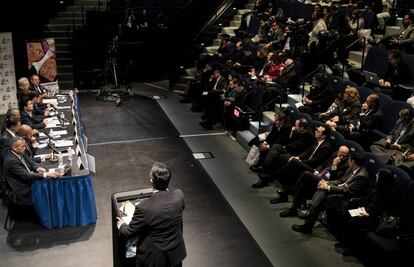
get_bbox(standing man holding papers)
[117,163,186,267]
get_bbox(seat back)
[378,93,393,115]
[296,112,312,125]
[382,101,412,134]
[401,53,414,83]
[330,131,345,150]
[358,86,374,103]
[363,46,389,78]
[328,75,344,96]
[344,140,365,153]
[364,152,386,180]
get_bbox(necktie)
[318,163,332,178]
[19,155,31,172]
[308,142,322,160]
[339,169,357,186]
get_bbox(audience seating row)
[284,109,414,263]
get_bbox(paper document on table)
[55,140,74,147]
[57,106,71,110]
[348,207,366,217]
[45,124,61,129]
[42,99,58,105]
[37,143,48,149]
[53,130,68,135]
[46,117,60,123]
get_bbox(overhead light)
[218,23,222,26]
[233,7,236,10]
[180,66,184,69]
[200,43,205,46]
[60,1,64,3]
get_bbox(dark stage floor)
[0,93,272,266]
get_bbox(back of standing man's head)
[150,162,171,190]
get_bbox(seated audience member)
[337,94,382,149]
[299,73,334,116]
[199,78,246,130]
[214,34,235,62]
[318,93,343,121]
[369,50,411,98]
[324,87,361,131]
[333,168,401,256]
[269,125,334,202]
[263,58,299,110]
[264,21,284,51]
[371,108,414,162]
[291,152,371,234]
[279,145,350,217]
[17,124,52,162]
[251,118,314,188]
[191,68,227,112]
[380,13,414,53]
[20,96,48,130]
[249,112,292,171]
[179,63,213,103]
[3,137,59,221]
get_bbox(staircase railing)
[195,0,235,39]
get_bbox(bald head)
[338,145,350,156]
[18,124,33,140]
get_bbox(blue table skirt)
[32,175,97,229]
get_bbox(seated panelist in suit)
[3,137,60,221]
[117,163,186,267]
[20,96,48,130]
[30,74,47,98]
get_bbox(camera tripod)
[96,37,132,106]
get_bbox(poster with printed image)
[0,32,18,115]
[27,38,59,92]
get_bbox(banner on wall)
[26,38,59,93]
[0,32,18,115]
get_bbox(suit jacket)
[3,151,43,206]
[386,119,414,150]
[355,108,383,133]
[299,139,333,168]
[315,152,349,181]
[397,24,414,46]
[211,76,227,93]
[266,122,292,147]
[0,129,15,163]
[119,189,186,267]
[284,131,314,156]
[21,110,46,129]
[304,85,335,113]
[328,167,370,196]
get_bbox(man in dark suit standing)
[3,137,60,220]
[291,152,371,234]
[117,163,186,267]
